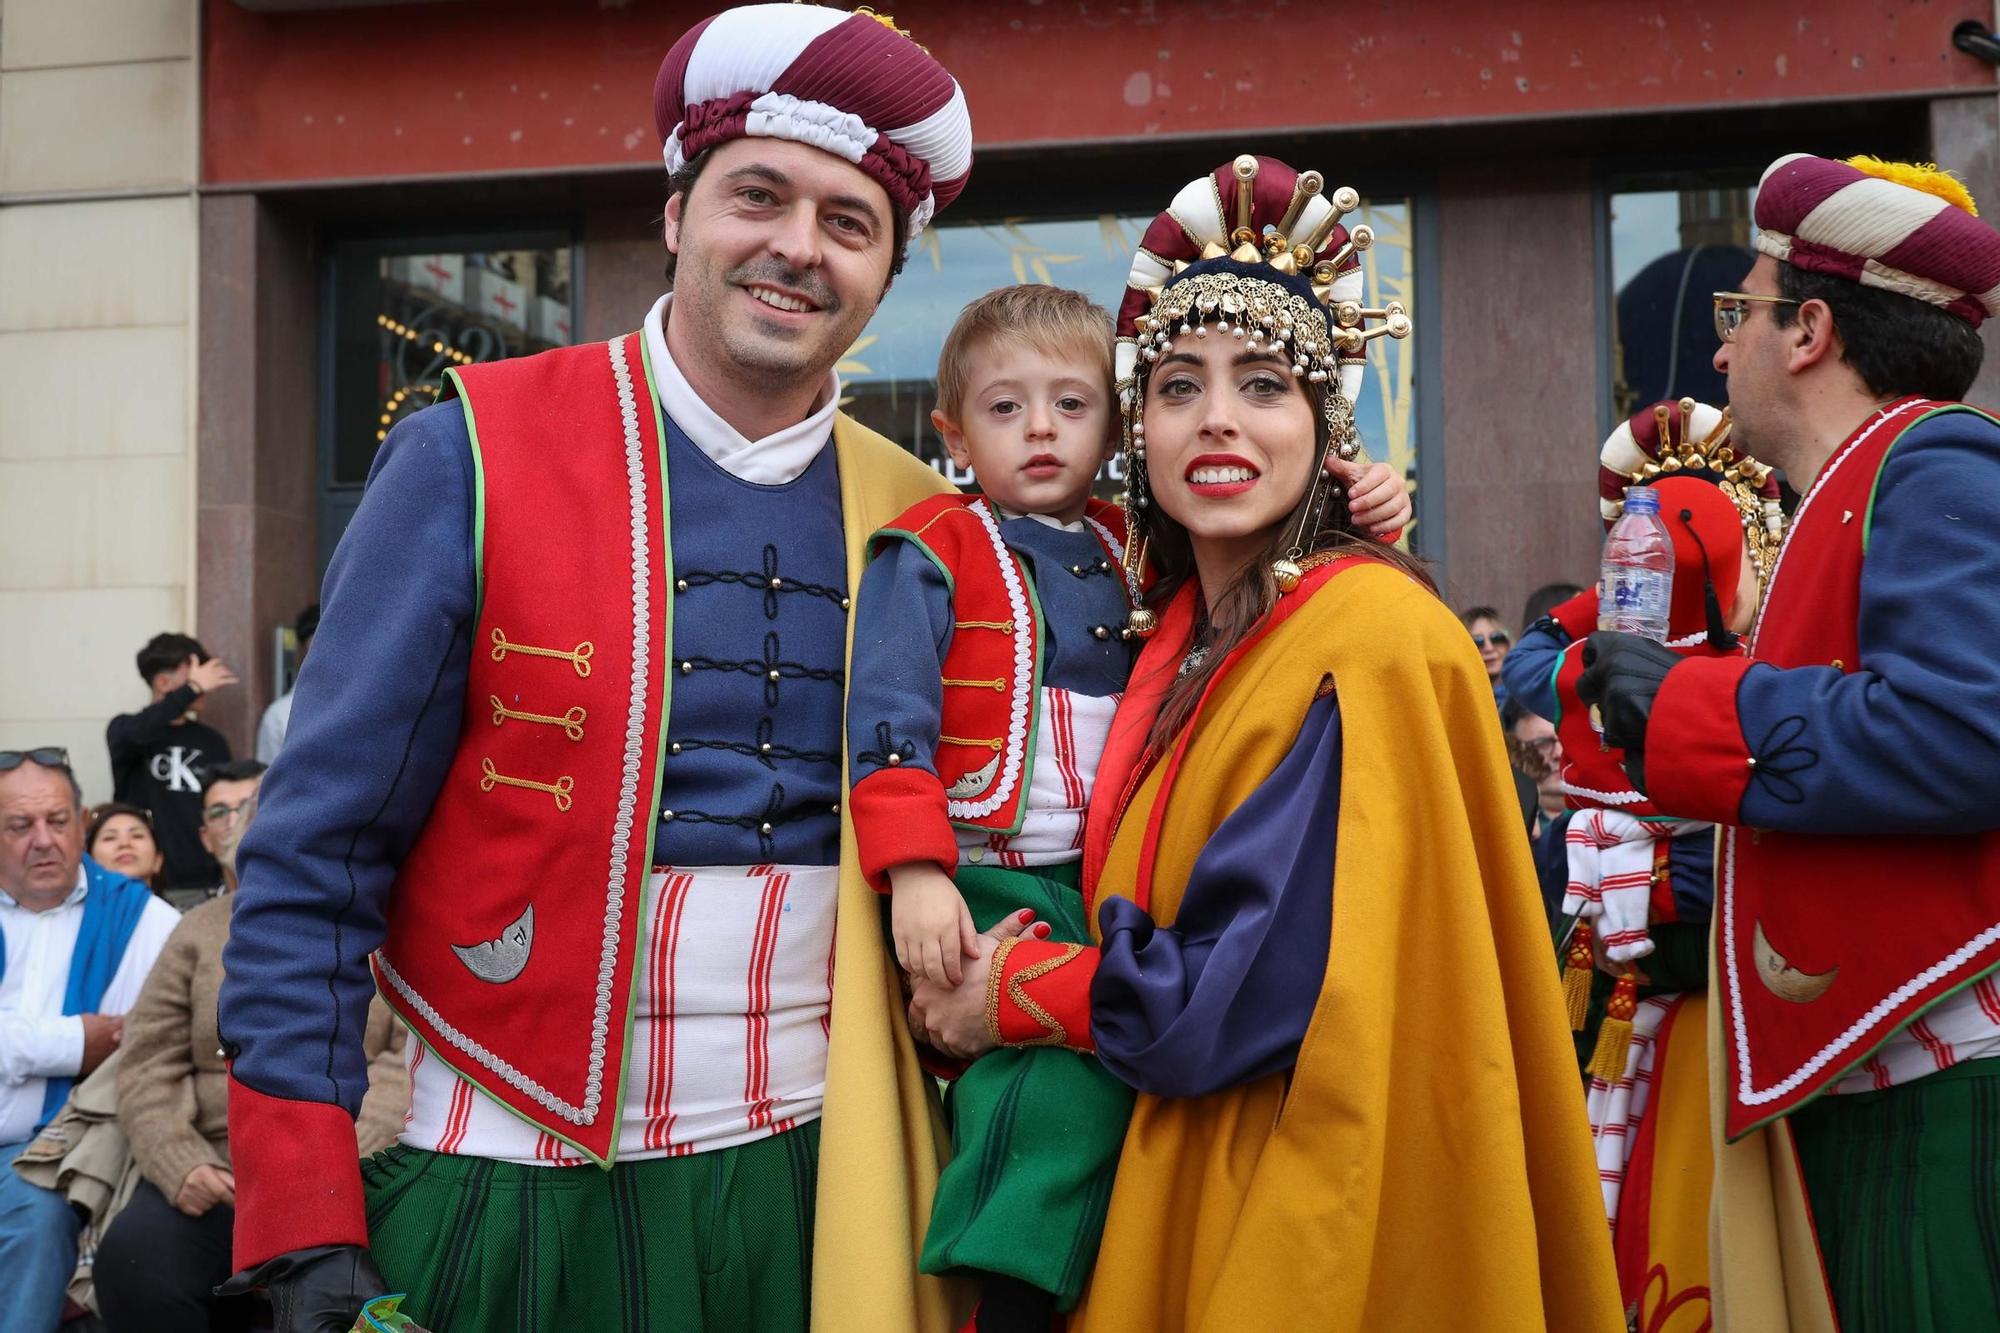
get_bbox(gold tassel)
[1586,971,1639,1082]
[1561,922,1595,1031]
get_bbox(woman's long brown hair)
[1139,385,1435,755]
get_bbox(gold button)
[1831,658,1844,670]
[680,661,693,675]
[669,742,682,755]
[766,669,781,682]
[969,847,985,863]
[1747,755,1758,769]
[759,742,773,755]
[840,596,852,610]
[662,809,675,821]
[675,579,689,593]
[759,821,774,836]
[887,753,901,766]
[769,577,783,589]
[830,803,841,815]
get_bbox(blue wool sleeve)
[218,402,477,1113]
[847,540,955,785]
[1090,692,1339,1098]
[1736,415,2000,834]
[1502,619,1570,724]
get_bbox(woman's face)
[1469,617,1510,677]
[1140,333,1319,569]
[90,814,161,881]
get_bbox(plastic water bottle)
[1598,487,1674,643]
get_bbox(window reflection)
[331,245,574,489]
[1608,186,1754,422]
[844,204,1419,533]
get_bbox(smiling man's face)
[663,137,898,400]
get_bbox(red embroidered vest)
[870,495,1125,834]
[370,332,671,1163]
[1556,637,1738,817]
[1719,397,2000,1137]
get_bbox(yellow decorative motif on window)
[941,677,1006,691]
[490,628,594,678]
[938,735,1004,751]
[479,757,574,812]
[489,695,587,742]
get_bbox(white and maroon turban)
[654,4,972,239]
[1754,153,2000,326]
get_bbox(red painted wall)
[204,0,1995,186]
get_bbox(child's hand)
[888,862,979,987]
[1326,456,1411,541]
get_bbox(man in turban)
[213,7,982,1330]
[1582,153,2000,1330]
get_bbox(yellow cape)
[815,415,970,1331]
[1072,562,1623,1331]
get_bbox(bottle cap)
[1622,486,1660,513]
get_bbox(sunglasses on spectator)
[1472,633,1510,648]
[1712,291,1801,343]
[0,747,71,773]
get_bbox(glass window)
[326,241,575,489]
[843,202,1419,529]
[321,236,574,569]
[1607,184,1756,424]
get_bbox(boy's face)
[931,339,1115,525]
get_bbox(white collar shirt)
[0,861,181,1144]
[642,293,842,485]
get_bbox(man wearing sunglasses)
[1581,154,2000,1331]
[0,747,180,1332]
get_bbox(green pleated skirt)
[360,1120,818,1333]
[1791,1055,2000,1333]
[915,861,1135,1310]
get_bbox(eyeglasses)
[1712,291,1801,343]
[1472,633,1511,649]
[1518,736,1561,757]
[0,748,71,773]
[202,797,259,828]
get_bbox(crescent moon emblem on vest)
[1752,918,1838,1004]
[947,753,1001,800]
[452,902,535,984]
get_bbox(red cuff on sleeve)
[989,938,1098,1053]
[1643,654,1757,823]
[1550,589,1600,642]
[1373,526,1404,547]
[851,766,959,891]
[226,1073,368,1271]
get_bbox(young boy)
[847,284,1408,1328]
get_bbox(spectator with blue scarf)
[1,748,179,1333]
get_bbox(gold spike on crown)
[1610,397,1785,582]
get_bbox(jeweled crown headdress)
[1599,397,1785,584]
[1113,155,1412,634]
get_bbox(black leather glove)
[217,1244,388,1333]
[1577,631,1682,791]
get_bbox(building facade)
[5,0,1998,795]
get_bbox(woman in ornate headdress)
[908,156,1621,1330]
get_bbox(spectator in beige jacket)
[93,761,408,1333]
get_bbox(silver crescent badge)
[452,902,535,984]
[1752,918,1838,1004]
[946,753,1001,800]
